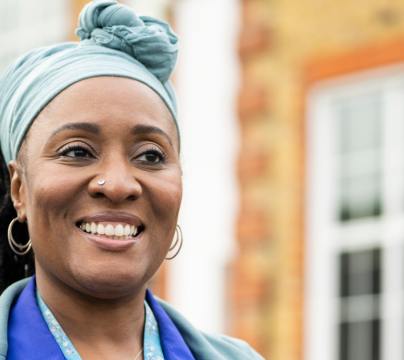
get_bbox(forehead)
[30,76,177,140]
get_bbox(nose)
[87,159,142,203]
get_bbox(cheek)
[26,166,86,254]
[141,172,182,254]
[30,170,83,219]
[148,173,182,222]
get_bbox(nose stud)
[98,179,106,186]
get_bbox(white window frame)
[305,64,404,360]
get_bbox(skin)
[8,76,182,360]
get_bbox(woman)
[0,1,264,359]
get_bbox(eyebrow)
[47,122,174,149]
[131,124,174,149]
[47,122,101,142]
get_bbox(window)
[306,68,404,360]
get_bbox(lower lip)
[77,228,143,251]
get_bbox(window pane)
[340,150,380,178]
[340,174,381,221]
[337,93,382,154]
[340,249,381,297]
[339,250,381,360]
[339,320,380,360]
[336,92,383,221]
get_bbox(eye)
[58,145,93,158]
[136,148,165,164]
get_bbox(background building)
[233,1,404,360]
[2,1,404,360]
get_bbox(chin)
[71,264,150,299]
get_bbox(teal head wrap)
[0,0,179,165]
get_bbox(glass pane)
[340,150,380,178]
[340,174,381,221]
[339,249,381,297]
[339,320,380,360]
[337,93,382,154]
[339,250,381,360]
[336,92,383,221]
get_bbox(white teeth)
[80,222,139,238]
[105,224,115,236]
[97,224,105,235]
[115,224,124,236]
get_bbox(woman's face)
[11,76,182,298]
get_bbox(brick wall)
[230,0,404,359]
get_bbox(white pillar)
[168,0,241,333]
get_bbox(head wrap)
[0,0,179,165]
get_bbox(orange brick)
[238,82,268,122]
[234,319,266,356]
[239,23,272,60]
[229,259,269,306]
[237,210,268,247]
[238,149,268,181]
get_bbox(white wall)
[169,0,241,334]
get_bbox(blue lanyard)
[36,289,165,360]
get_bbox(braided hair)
[0,149,35,293]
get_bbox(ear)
[8,160,27,223]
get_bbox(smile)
[77,222,143,240]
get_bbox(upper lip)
[77,211,143,227]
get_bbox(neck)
[35,266,146,360]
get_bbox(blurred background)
[2,0,404,359]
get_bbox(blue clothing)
[0,278,265,360]
[7,277,194,360]
[35,287,165,359]
[0,0,179,165]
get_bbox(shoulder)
[0,278,30,359]
[199,332,265,360]
[155,298,265,360]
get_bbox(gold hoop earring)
[8,217,32,256]
[166,225,183,260]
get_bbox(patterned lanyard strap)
[36,289,165,360]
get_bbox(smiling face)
[10,76,182,298]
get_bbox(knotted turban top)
[0,0,179,165]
